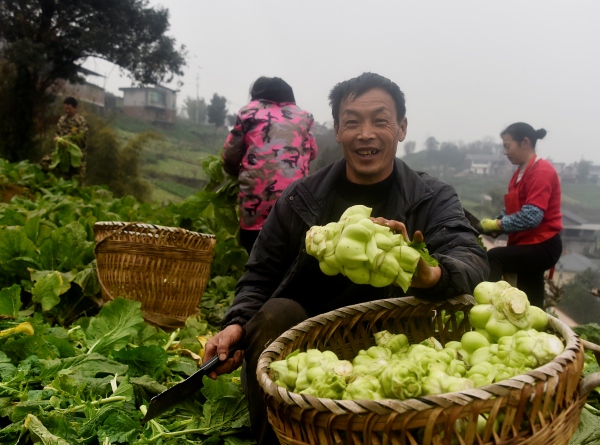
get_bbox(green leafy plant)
[50,136,84,173]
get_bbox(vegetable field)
[0,158,599,444]
[0,158,253,444]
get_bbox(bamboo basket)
[94,222,216,329]
[257,295,600,445]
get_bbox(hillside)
[106,114,600,225]
[110,114,230,203]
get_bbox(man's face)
[335,88,407,184]
[63,103,77,117]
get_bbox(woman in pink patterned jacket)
[222,77,319,253]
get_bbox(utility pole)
[195,73,200,125]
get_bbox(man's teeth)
[358,150,377,155]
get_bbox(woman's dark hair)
[328,72,406,125]
[250,77,296,103]
[501,122,547,148]
[63,96,78,107]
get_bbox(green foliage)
[184,97,208,125]
[557,269,600,325]
[0,0,186,162]
[82,298,146,356]
[0,153,249,442]
[207,94,228,128]
[0,298,253,444]
[86,113,154,202]
[49,136,83,173]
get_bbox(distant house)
[466,154,511,176]
[52,66,106,109]
[119,85,177,125]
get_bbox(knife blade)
[463,207,482,232]
[463,207,500,238]
[142,342,244,423]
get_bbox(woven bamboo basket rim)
[94,221,216,243]
[257,294,600,416]
[94,221,216,263]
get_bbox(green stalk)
[163,328,180,351]
[149,427,241,442]
[68,396,126,412]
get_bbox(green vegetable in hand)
[305,205,430,291]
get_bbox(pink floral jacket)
[222,100,318,230]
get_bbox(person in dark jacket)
[204,72,489,444]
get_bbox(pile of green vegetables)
[305,205,437,291]
[0,297,253,445]
[269,281,565,401]
[0,158,253,444]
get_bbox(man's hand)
[203,324,245,379]
[477,219,501,234]
[371,218,442,289]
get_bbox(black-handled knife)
[142,342,244,423]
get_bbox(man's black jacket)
[221,158,489,329]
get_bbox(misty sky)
[85,0,600,165]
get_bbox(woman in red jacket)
[478,122,562,308]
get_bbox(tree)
[0,0,186,162]
[183,97,207,125]
[403,141,416,156]
[425,137,439,153]
[574,159,592,184]
[84,113,154,201]
[207,94,228,128]
[557,268,600,324]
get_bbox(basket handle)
[95,221,150,250]
[579,339,600,397]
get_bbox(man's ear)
[334,124,341,143]
[397,117,408,142]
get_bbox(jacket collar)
[295,158,434,225]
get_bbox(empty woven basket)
[258,294,600,445]
[94,222,216,329]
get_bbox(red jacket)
[507,158,562,246]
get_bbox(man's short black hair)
[63,97,78,108]
[328,72,406,126]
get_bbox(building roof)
[466,154,506,162]
[561,208,588,226]
[556,252,600,273]
[76,66,104,77]
[119,85,178,93]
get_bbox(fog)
[85,0,600,164]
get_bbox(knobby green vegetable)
[271,284,565,402]
[469,281,549,342]
[305,205,437,291]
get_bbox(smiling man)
[204,72,489,444]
